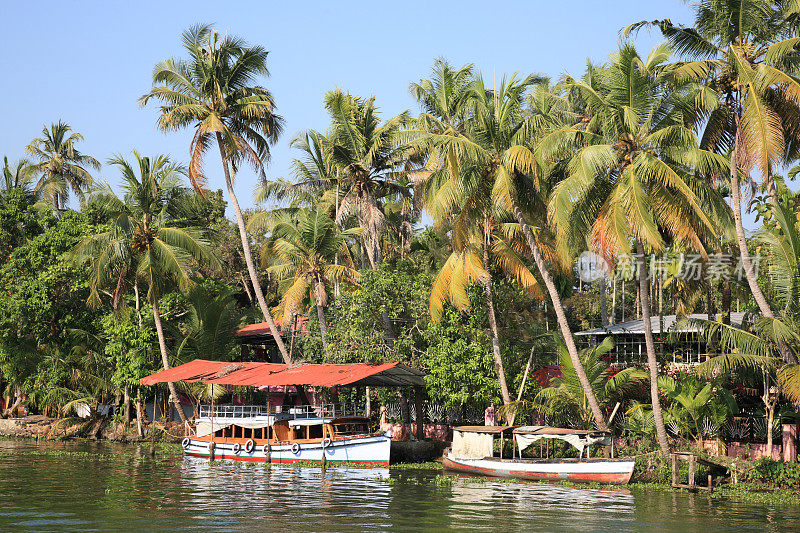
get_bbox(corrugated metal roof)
[139,359,426,388]
[574,312,748,336]
[139,360,284,386]
[236,318,309,337]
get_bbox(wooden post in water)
[671,454,679,487]
[688,455,697,490]
[209,388,215,462]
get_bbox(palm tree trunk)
[600,277,608,327]
[510,203,608,430]
[315,280,330,358]
[216,137,291,364]
[123,384,131,426]
[151,298,187,423]
[636,239,670,458]
[729,137,797,364]
[482,242,513,424]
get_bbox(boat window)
[333,423,367,436]
[308,424,323,439]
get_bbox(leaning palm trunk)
[482,244,513,424]
[729,137,797,364]
[216,136,292,364]
[511,203,608,430]
[151,299,187,424]
[636,240,670,458]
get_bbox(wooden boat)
[443,425,635,484]
[181,404,391,465]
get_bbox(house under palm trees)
[575,313,748,367]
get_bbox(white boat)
[181,404,391,466]
[443,426,635,484]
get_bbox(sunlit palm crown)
[544,44,729,260]
[139,23,284,191]
[626,0,800,181]
[72,151,219,306]
[259,209,360,318]
[26,121,100,209]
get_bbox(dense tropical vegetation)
[3,2,800,461]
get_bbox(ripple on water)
[0,439,797,532]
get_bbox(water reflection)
[0,439,797,532]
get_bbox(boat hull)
[443,454,635,484]
[183,435,391,466]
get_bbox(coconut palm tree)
[316,90,413,269]
[548,44,728,456]
[255,209,360,357]
[139,24,292,363]
[413,67,611,430]
[626,0,800,362]
[72,151,219,423]
[26,121,100,213]
[413,61,550,423]
[1,157,36,201]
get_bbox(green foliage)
[658,373,738,441]
[0,210,96,397]
[305,261,431,364]
[101,313,155,390]
[513,337,645,428]
[745,458,800,488]
[422,306,498,406]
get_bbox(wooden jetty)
[670,452,728,492]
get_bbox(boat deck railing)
[198,404,362,420]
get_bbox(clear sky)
[1,0,696,215]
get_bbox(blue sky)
[1,0,695,216]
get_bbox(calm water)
[0,439,798,532]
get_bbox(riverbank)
[0,415,184,443]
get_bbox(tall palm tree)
[254,209,360,357]
[317,90,413,269]
[1,157,36,201]
[26,121,100,213]
[414,68,611,431]
[139,24,292,363]
[414,61,544,422]
[548,44,727,456]
[626,0,800,363]
[73,151,219,423]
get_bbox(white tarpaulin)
[195,418,273,437]
[514,426,611,457]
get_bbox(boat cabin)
[194,404,374,448]
[451,425,614,460]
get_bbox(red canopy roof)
[139,360,284,386]
[139,359,425,388]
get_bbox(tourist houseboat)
[140,358,427,466]
[443,425,635,484]
[181,404,391,465]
